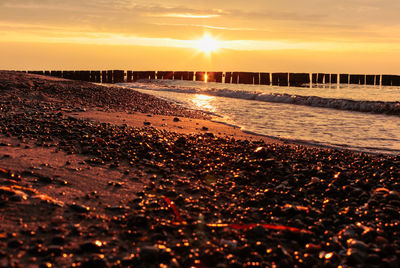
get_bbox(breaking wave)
[122,83,400,116]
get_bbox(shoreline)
[117,81,400,156]
[1,71,400,267]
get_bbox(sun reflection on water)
[191,94,216,112]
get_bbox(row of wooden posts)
[22,70,400,86]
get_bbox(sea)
[118,80,400,155]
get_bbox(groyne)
[16,70,400,86]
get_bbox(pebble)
[347,239,368,252]
[69,203,90,213]
[79,241,103,253]
[50,236,66,246]
[346,248,367,265]
[7,239,23,248]
[139,246,160,261]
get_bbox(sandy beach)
[1,71,400,267]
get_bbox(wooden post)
[89,71,95,82]
[206,72,216,82]
[238,72,253,84]
[289,73,310,87]
[225,72,232,83]
[260,73,270,85]
[382,75,392,86]
[105,70,112,83]
[156,71,164,79]
[231,72,239,84]
[375,75,381,86]
[83,71,91,81]
[180,72,193,81]
[113,70,124,83]
[195,72,206,82]
[390,75,400,86]
[253,73,260,84]
[127,71,132,82]
[63,71,71,80]
[317,73,324,84]
[149,71,156,80]
[101,71,107,83]
[91,71,101,82]
[28,71,44,75]
[312,74,317,84]
[349,74,361,84]
[339,74,348,84]
[330,74,338,84]
[74,71,81,81]
[51,71,62,78]
[132,72,138,82]
[324,74,330,83]
[272,73,288,86]
[187,72,194,81]
[365,75,374,85]
[157,71,165,79]
[62,71,68,79]
[174,71,183,80]
[215,72,223,83]
[360,75,365,85]
[136,71,143,80]
[165,71,173,80]
[183,72,189,80]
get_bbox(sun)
[196,34,219,54]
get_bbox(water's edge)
[113,83,399,156]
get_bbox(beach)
[1,71,400,267]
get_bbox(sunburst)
[196,34,219,54]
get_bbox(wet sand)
[0,71,399,267]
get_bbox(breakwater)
[18,70,400,86]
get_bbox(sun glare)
[196,34,219,54]
[192,94,216,112]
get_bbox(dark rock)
[366,254,381,264]
[51,235,66,245]
[347,239,369,252]
[246,226,267,239]
[139,246,159,261]
[69,203,90,213]
[37,175,53,184]
[47,245,63,256]
[79,241,103,253]
[346,248,367,265]
[7,239,23,248]
[128,215,149,228]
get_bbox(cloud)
[1,0,400,46]
[151,13,221,19]
[152,22,260,32]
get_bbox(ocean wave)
[120,83,400,115]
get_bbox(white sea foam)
[121,82,400,115]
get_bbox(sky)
[1,0,400,73]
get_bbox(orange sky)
[1,0,400,73]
